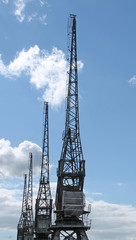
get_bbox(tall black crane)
[24,152,34,240]
[17,174,27,240]
[51,14,90,240]
[35,102,52,240]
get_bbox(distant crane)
[35,102,52,240]
[51,14,90,240]
[17,174,27,240]
[24,152,34,240]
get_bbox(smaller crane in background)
[35,102,52,240]
[23,152,34,240]
[17,153,34,240]
[17,174,27,240]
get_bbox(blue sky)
[0,0,136,239]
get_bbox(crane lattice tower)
[24,152,34,240]
[17,174,27,240]
[51,14,90,240]
[35,102,52,240]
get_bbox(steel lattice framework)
[17,174,27,240]
[24,152,34,240]
[35,102,52,240]
[51,14,90,240]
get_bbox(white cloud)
[13,0,47,23]
[14,0,32,23]
[128,75,136,85]
[0,54,8,75]
[0,188,21,230]
[0,45,84,107]
[0,138,41,178]
[2,0,48,23]
[89,200,136,240]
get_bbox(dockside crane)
[17,174,27,240]
[24,152,34,240]
[51,14,90,240]
[35,102,52,240]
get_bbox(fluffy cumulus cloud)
[0,188,21,230]
[0,138,41,178]
[88,200,136,240]
[0,46,84,107]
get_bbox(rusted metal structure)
[51,14,90,240]
[35,102,52,240]
[24,153,34,240]
[17,174,27,240]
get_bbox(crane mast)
[17,174,27,240]
[51,14,90,240]
[24,152,34,240]
[35,102,52,240]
